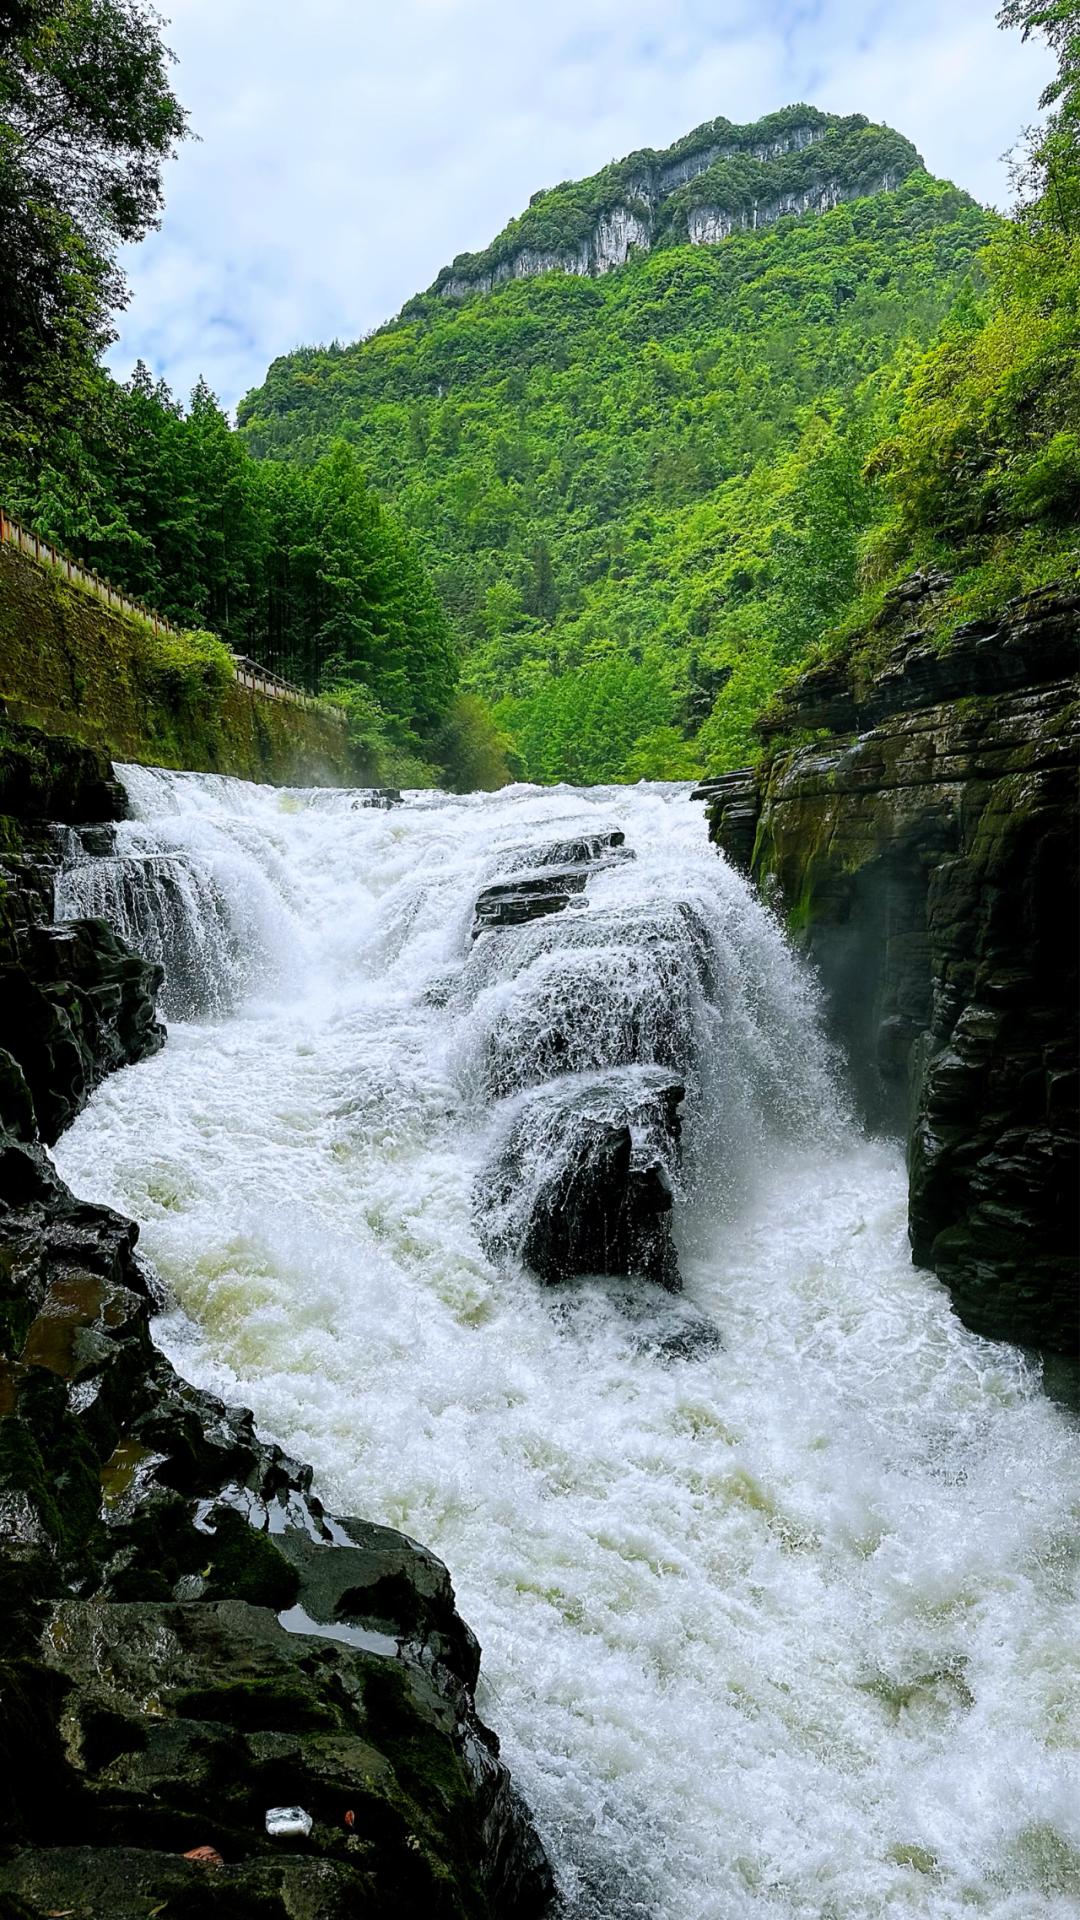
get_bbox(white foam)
[55,769,1080,1919]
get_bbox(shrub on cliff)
[144,627,235,743]
[433,692,520,791]
[846,3,1080,639]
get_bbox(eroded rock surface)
[0,1188,552,1916]
[473,866,589,937]
[706,580,1079,1352]
[0,917,164,1143]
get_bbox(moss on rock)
[0,544,351,786]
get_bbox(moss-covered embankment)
[0,541,350,785]
[701,575,1079,1357]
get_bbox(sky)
[109,0,1055,414]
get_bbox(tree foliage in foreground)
[0,0,187,462]
[0,1,486,788]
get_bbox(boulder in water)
[352,788,403,810]
[472,831,634,939]
[483,1068,684,1289]
[473,865,589,937]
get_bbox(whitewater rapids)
[55,768,1079,1920]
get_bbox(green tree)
[0,0,188,461]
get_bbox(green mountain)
[240,107,995,780]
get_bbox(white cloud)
[109,0,1056,411]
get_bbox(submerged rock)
[457,896,716,1108]
[352,788,403,809]
[474,948,686,1098]
[483,1068,685,1290]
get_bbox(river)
[54,767,1079,1919]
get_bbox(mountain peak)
[432,106,923,299]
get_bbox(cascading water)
[54,766,1079,1920]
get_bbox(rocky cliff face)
[433,107,922,299]
[702,579,1079,1356]
[0,717,554,1917]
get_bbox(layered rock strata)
[704,579,1079,1354]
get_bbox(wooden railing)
[231,655,326,713]
[0,507,337,718]
[1,505,185,636]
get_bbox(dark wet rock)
[352,788,403,810]
[464,898,714,1132]
[0,1050,35,1147]
[708,580,1079,1353]
[473,921,704,1100]
[473,866,589,937]
[484,1070,684,1290]
[473,832,634,939]
[480,962,684,1099]
[69,822,118,858]
[0,1170,554,1916]
[0,1848,373,1920]
[565,1281,722,1362]
[0,918,164,1144]
[505,829,630,869]
[272,1520,483,1689]
[0,707,127,827]
[692,770,760,875]
[0,1579,550,1911]
[644,1301,724,1362]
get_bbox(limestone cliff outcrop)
[702,578,1079,1355]
[432,107,922,299]
[0,720,554,1917]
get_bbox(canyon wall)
[703,576,1079,1356]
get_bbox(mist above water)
[55,767,1080,1919]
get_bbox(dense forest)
[241,170,996,778]
[0,0,470,785]
[1,0,1077,787]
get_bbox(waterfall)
[55,768,306,1019]
[54,767,1080,1920]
